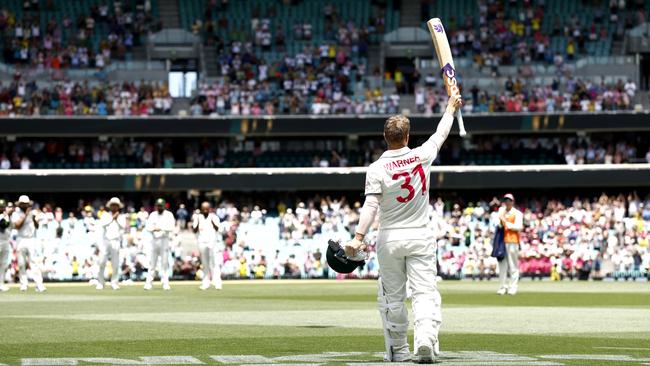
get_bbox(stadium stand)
[0,80,171,116]
[2,192,648,282]
[0,0,160,67]
[0,0,648,287]
[2,133,648,169]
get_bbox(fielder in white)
[192,201,223,290]
[497,193,523,295]
[97,197,127,290]
[12,195,46,292]
[345,95,462,363]
[0,199,13,292]
[145,198,175,291]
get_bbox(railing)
[0,164,648,192]
[0,60,166,81]
[2,164,648,176]
[574,56,636,68]
[148,28,201,45]
[0,110,646,120]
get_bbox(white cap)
[503,193,515,201]
[107,197,124,208]
[17,195,31,204]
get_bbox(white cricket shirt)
[193,213,220,243]
[0,212,11,243]
[99,213,126,241]
[146,210,175,239]
[365,140,439,241]
[11,209,35,239]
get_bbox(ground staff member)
[497,193,523,295]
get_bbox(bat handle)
[456,110,467,137]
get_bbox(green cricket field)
[0,280,648,366]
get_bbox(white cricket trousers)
[98,239,121,286]
[199,242,222,287]
[377,236,442,358]
[147,237,170,285]
[16,238,44,287]
[0,241,12,285]
[498,244,520,292]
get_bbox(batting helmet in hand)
[326,239,365,274]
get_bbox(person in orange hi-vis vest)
[497,193,523,295]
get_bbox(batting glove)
[344,238,367,260]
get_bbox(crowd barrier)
[0,164,649,192]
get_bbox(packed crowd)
[187,42,395,116]
[436,193,650,281]
[187,0,401,116]
[190,79,400,116]
[0,192,648,287]
[2,134,649,170]
[0,80,172,116]
[415,77,637,115]
[0,0,160,69]
[438,134,650,165]
[193,0,388,49]
[426,0,647,66]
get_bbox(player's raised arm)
[421,95,463,157]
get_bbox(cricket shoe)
[213,284,222,290]
[382,344,411,362]
[35,284,47,293]
[144,282,153,291]
[507,288,518,295]
[20,284,28,292]
[414,343,436,364]
[199,283,210,290]
[496,288,507,295]
[0,285,10,292]
[414,334,438,364]
[110,283,120,290]
[95,283,104,290]
[162,283,171,291]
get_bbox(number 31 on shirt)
[391,163,426,203]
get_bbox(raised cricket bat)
[427,18,467,137]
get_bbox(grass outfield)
[0,280,649,366]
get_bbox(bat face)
[441,63,460,97]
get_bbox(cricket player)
[0,200,13,292]
[192,201,223,290]
[12,195,46,292]
[97,197,126,290]
[345,95,462,363]
[144,198,175,291]
[497,193,523,295]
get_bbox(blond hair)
[384,115,410,146]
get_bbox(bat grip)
[456,110,467,137]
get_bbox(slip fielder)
[345,95,462,363]
[0,200,12,292]
[192,201,223,290]
[97,197,127,290]
[13,195,46,292]
[144,198,175,291]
